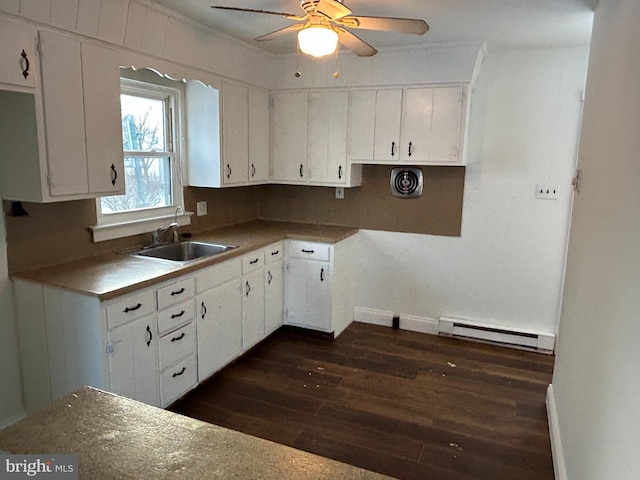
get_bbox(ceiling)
[150,0,597,55]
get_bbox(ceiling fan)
[211,0,429,58]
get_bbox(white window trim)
[91,78,190,243]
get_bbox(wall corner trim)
[547,384,568,480]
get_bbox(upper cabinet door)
[271,91,308,183]
[400,87,434,162]
[0,19,36,89]
[431,86,464,164]
[308,90,348,184]
[82,42,124,195]
[248,88,270,183]
[38,32,88,196]
[222,81,249,185]
[373,89,402,162]
[348,89,375,161]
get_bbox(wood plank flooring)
[170,323,555,480]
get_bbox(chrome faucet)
[152,206,184,245]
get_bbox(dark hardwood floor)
[170,323,555,480]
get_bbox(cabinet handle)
[245,281,251,296]
[408,142,413,157]
[226,164,232,179]
[171,310,185,319]
[249,258,259,265]
[320,268,325,282]
[146,325,152,347]
[267,270,272,285]
[271,250,279,256]
[170,288,185,296]
[20,49,30,79]
[201,301,207,319]
[123,303,142,313]
[251,164,256,178]
[171,332,186,342]
[172,367,186,378]
[338,165,342,179]
[301,249,314,254]
[391,141,396,157]
[299,164,304,178]
[110,164,118,186]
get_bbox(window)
[92,76,189,242]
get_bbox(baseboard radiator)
[438,316,556,353]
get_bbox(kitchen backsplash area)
[4,165,463,273]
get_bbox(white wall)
[355,46,589,335]
[0,210,23,428]
[550,0,640,478]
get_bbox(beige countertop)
[12,220,358,301]
[0,386,390,480]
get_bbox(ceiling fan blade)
[337,16,429,35]
[315,0,352,20]
[335,27,377,57]
[211,6,303,20]
[255,23,305,41]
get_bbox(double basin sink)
[131,241,236,263]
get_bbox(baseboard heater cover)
[439,316,555,352]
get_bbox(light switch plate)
[196,201,207,216]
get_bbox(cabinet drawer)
[160,354,197,407]
[158,298,196,336]
[264,242,284,264]
[107,290,156,329]
[287,241,331,261]
[242,251,264,274]
[196,258,241,293]
[159,322,196,371]
[157,277,195,310]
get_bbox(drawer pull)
[267,270,273,285]
[110,164,118,186]
[170,288,185,296]
[301,249,315,254]
[320,268,325,282]
[299,164,304,178]
[249,258,259,265]
[201,301,207,319]
[123,303,142,313]
[391,141,396,157]
[170,332,186,342]
[21,49,30,79]
[271,250,279,256]
[251,163,256,178]
[172,367,186,378]
[408,141,413,157]
[146,325,152,347]
[171,310,185,319]
[338,165,343,179]
[245,281,251,297]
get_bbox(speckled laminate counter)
[0,387,390,480]
[11,220,358,301]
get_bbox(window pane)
[121,94,166,152]
[101,157,172,214]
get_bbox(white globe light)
[298,26,339,58]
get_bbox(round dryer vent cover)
[390,167,423,198]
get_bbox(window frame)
[91,77,190,242]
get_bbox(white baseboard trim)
[0,411,26,431]
[354,307,439,335]
[546,384,568,480]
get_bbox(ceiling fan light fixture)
[297,25,338,57]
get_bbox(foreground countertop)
[0,387,390,480]
[12,220,358,301]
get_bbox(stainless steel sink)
[131,241,236,262]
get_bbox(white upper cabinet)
[222,81,249,185]
[248,88,270,183]
[0,18,36,89]
[186,79,269,188]
[0,31,125,202]
[271,91,308,183]
[272,90,362,187]
[348,85,468,166]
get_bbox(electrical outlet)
[335,187,344,199]
[535,185,559,200]
[196,201,207,216]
